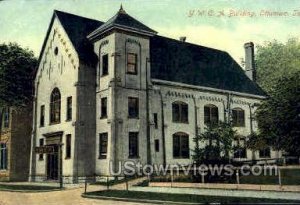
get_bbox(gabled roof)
[37,10,103,69]
[54,10,104,65]
[88,6,156,39]
[38,10,265,97]
[150,36,266,96]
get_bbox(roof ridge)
[54,9,102,23]
[155,35,227,54]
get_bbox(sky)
[0,0,300,66]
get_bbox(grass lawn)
[240,169,300,185]
[92,176,137,186]
[0,184,60,191]
[85,190,300,204]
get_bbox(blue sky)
[0,0,299,65]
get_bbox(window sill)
[65,119,72,122]
[126,72,138,75]
[172,121,189,124]
[128,116,139,119]
[173,157,190,159]
[98,156,107,159]
[100,116,108,119]
[128,156,140,159]
[49,122,61,126]
[38,159,44,161]
[65,157,71,160]
[101,74,109,77]
[39,125,45,128]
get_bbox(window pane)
[129,132,138,157]
[173,135,180,157]
[181,104,188,123]
[153,113,158,129]
[204,106,210,124]
[99,133,108,158]
[101,97,107,118]
[127,53,137,74]
[128,97,139,118]
[211,107,219,124]
[181,135,189,158]
[172,103,180,122]
[102,54,108,75]
[67,97,72,120]
[155,139,159,152]
[40,105,45,126]
[50,88,61,123]
[66,135,71,159]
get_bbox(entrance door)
[46,145,59,180]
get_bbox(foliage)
[0,43,37,107]
[255,71,300,156]
[255,38,300,93]
[193,121,238,164]
[246,132,268,151]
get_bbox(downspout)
[192,96,198,164]
[248,103,256,160]
[158,90,166,167]
[146,58,151,165]
[29,80,39,182]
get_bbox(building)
[30,7,280,182]
[0,107,32,181]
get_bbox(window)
[233,138,247,158]
[173,132,189,158]
[172,102,188,123]
[0,143,7,170]
[204,105,219,125]
[99,133,108,159]
[50,88,61,124]
[54,47,58,55]
[127,53,137,74]
[101,97,107,118]
[39,139,44,160]
[66,97,72,121]
[259,147,271,158]
[2,107,10,128]
[232,108,245,127]
[66,134,71,159]
[40,105,45,127]
[155,139,159,152]
[129,132,138,158]
[153,113,158,129]
[128,97,139,118]
[102,54,108,76]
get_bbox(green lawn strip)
[0,184,60,191]
[85,190,300,204]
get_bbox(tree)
[193,121,237,165]
[0,43,37,107]
[255,71,300,156]
[255,38,300,93]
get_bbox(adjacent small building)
[0,107,32,181]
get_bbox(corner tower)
[88,6,157,175]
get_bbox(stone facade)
[30,9,280,181]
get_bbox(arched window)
[50,88,61,124]
[232,108,245,127]
[204,104,218,125]
[172,101,188,123]
[173,132,189,158]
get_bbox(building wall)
[33,17,80,180]
[0,106,32,182]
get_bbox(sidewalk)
[129,186,300,201]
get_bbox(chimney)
[244,42,256,81]
[179,36,186,42]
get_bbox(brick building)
[0,107,32,181]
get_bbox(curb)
[82,193,203,205]
[0,188,64,193]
